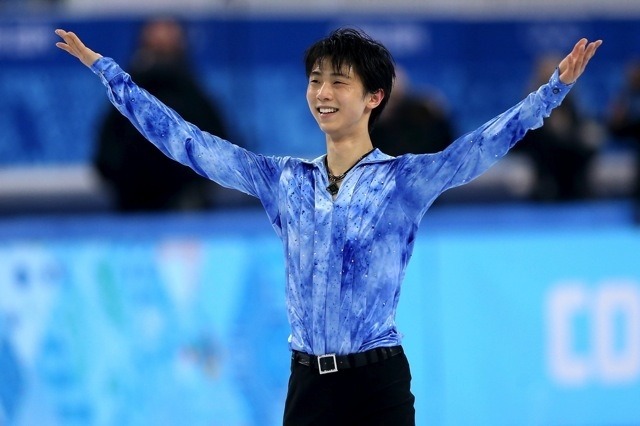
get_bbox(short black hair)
[304,27,396,132]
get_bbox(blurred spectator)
[95,17,237,213]
[608,59,640,221]
[372,67,454,156]
[514,55,604,202]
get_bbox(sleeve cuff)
[90,57,126,86]
[543,67,573,107]
[549,67,573,94]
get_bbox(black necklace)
[325,148,375,196]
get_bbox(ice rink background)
[1,1,640,425]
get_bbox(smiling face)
[306,59,382,142]
[303,28,396,137]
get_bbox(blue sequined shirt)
[92,57,572,356]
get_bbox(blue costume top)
[92,57,572,356]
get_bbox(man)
[514,54,602,201]
[373,66,455,156]
[94,17,233,212]
[608,60,640,222]
[55,27,601,425]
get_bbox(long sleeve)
[90,57,287,209]
[398,68,573,219]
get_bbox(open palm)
[55,29,102,67]
[558,38,602,84]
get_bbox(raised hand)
[558,38,602,84]
[55,29,102,67]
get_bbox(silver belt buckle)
[317,353,338,374]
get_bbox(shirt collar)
[306,148,395,168]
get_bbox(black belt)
[292,345,403,375]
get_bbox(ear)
[367,89,385,109]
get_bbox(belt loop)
[380,347,387,360]
[380,347,389,361]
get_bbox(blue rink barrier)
[0,202,639,425]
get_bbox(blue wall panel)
[0,17,634,165]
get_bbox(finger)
[560,53,581,84]
[55,41,77,57]
[581,40,601,59]
[55,41,70,52]
[62,31,82,53]
[578,40,602,74]
[571,38,588,58]
[586,40,603,59]
[572,39,598,75]
[55,30,75,51]
[55,29,73,46]
[573,52,586,76]
[571,39,588,67]
[56,29,83,54]
[559,39,585,76]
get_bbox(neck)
[325,136,374,176]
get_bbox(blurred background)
[1,0,640,425]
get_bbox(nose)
[316,82,333,101]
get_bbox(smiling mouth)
[317,107,339,115]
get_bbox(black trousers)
[283,349,415,426]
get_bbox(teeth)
[319,107,338,114]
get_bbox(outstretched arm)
[53,28,287,216]
[398,38,602,217]
[55,29,102,67]
[558,38,602,84]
